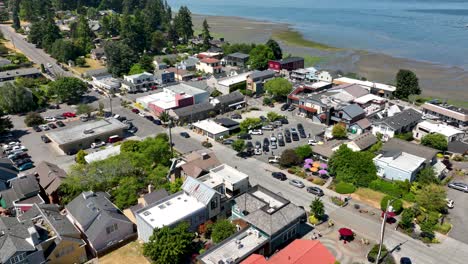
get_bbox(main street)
[0,24,74,79]
[171,126,468,264]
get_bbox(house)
[193,119,230,140]
[198,164,250,199]
[157,70,176,84]
[413,121,464,142]
[421,101,468,128]
[178,56,199,71]
[18,204,88,264]
[290,67,332,83]
[153,54,178,70]
[121,72,156,93]
[346,132,378,151]
[374,151,426,182]
[348,118,372,135]
[330,104,366,127]
[268,57,304,72]
[381,138,438,166]
[333,77,396,98]
[135,176,222,242]
[176,149,222,180]
[287,81,333,106]
[312,140,347,162]
[90,47,105,60]
[372,108,422,139]
[246,70,276,94]
[0,175,45,216]
[231,185,306,254]
[214,118,240,133]
[225,52,250,67]
[83,68,109,79]
[354,93,387,116]
[215,71,252,95]
[0,68,42,82]
[65,191,135,256]
[197,58,222,74]
[242,239,336,264]
[0,157,17,191]
[167,67,195,81]
[88,20,101,31]
[124,188,169,224]
[34,161,67,204]
[91,74,121,92]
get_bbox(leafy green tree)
[201,19,212,50]
[266,39,282,60]
[416,167,439,185]
[248,44,274,70]
[332,124,347,139]
[395,69,421,99]
[0,8,9,22]
[394,131,413,141]
[76,104,94,116]
[211,219,236,243]
[310,198,325,220]
[112,177,142,208]
[75,150,87,165]
[239,117,262,132]
[11,0,21,30]
[415,184,446,212]
[128,63,145,75]
[380,196,403,214]
[50,39,82,62]
[100,14,120,38]
[421,133,447,151]
[295,145,313,160]
[167,24,179,46]
[222,43,256,55]
[279,149,300,167]
[24,112,44,127]
[329,145,377,187]
[0,110,13,133]
[264,78,292,100]
[120,140,142,153]
[231,139,246,153]
[28,17,61,50]
[74,14,94,53]
[48,77,88,103]
[169,177,183,194]
[138,54,155,72]
[105,41,138,76]
[267,111,282,122]
[151,30,166,54]
[143,222,195,264]
[174,6,193,43]
[399,208,415,230]
[0,83,36,114]
[159,111,170,123]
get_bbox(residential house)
[0,175,45,216]
[157,70,176,84]
[246,70,276,95]
[121,72,156,93]
[175,149,222,180]
[0,68,41,82]
[167,67,195,81]
[381,138,439,166]
[225,52,250,67]
[18,204,88,264]
[413,121,465,142]
[329,103,366,127]
[34,161,67,204]
[374,151,426,182]
[0,157,17,191]
[242,239,336,264]
[124,188,169,224]
[135,176,222,242]
[346,132,378,152]
[354,93,387,116]
[333,77,396,98]
[268,57,304,72]
[65,191,135,256]
[90,47,105,61]
[290,67,332,83]
[312,140,347,162]
[177,56,199,71]
[372,108,422,139]
[153,54,178,70]
[197,58,222,74]
[421,101,468,128]
[348,118,372,135]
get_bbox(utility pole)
[375,199,395,264]
[168,119,174,157]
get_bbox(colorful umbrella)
[318,169,328,175]
[338,228,354,237]
[320,163,328,169]
[313,162,320,168]
[303,164,311,169]
[305,158,313,164]
[310,167,318,172]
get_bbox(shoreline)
[193,14,468,102]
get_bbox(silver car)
[289,179,305,188]
[448,182,468,192]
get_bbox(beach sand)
[193,14,468,102]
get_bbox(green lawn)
[272,30,340,51]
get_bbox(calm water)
[169,0,468,68]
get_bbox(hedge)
[367,244,395,264]
[380,195,403,215]
[335,182,356,194]
[369,179,405,198]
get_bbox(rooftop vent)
[82,191,95,200]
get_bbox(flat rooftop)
[84,145,121,164]
[199,227,268,264]
[138,89,192,110]
[218,72,252,87]
[193,120,229,135]
[137,192,205,229]
[251,189,285,209]
[417,121,463,137]
[166,83,208,96]
[200,164,249,189]
[334,77,396,92]
[375,152,425,173]
[47,118,126,145]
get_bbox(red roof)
[200,58,220,64]
[242,240,335,264]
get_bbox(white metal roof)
[375,152,425,173]
[354,93,387,104]
[193,120,229,135]
[416,121,463,138]
[335,77,396,92]
[84,145,121,163]
[218,71,252,87]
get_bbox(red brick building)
[268,57,304,72]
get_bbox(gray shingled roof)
[375,108,422,130]
[0,217,36,263]
[351,132,377,150]
[35,161,67,195]
[0,158,17,187]
[143,189,169,206]
[248,70,276,80]
[381,138,438,163]
[0,68,40,79]
[342,104,365,119]
[227,52,250,59]
[1,175,40,209]
[274,57,304,64]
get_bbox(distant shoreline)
[192,13,468,103]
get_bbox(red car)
[131,108,140,114]
[62,112,76,118]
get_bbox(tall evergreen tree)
[266,39,282,60]
[11,0,21,30]
[395,69,421,99]
[201,19,212,50]
[75,15,94,53]
[104,41,138,76]
[174,6,193,43]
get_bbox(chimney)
[82,191,95,200]
[27,226,40,246]
[148,184,154,194]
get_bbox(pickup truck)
[268,156,280,163]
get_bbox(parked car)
[108,135,121,143]
[262,144,269,152]
[279,118,289,124]
[237,133,252,140]
[281,103,290,111]
[17,162,34,171]
[249,129,263,135]
[400,257,412,264]
[231,113,242,119]
[262,125,274,131]
[153,119,162,125]
[138,112,146,117]
[307,187,324,196]
[270,141,277,149]
[80,116,89,122]
[32,126,42,132]
[54,114,65,120]
[448,182,468,192]
[246,141,254,149]
[44,116,56,122]
[48,123,57,129]
[289,179,305,188]
[308,139,318,145]
[131,108,140,114]
[446,198,454,209]
[9,152,28,161]
[180,132,190,138]
[14,158,32,167]
[297,123,304,131]
[278,138,285,147]
[255,141,261,149]
[254,148,262,155]
[263,138,270,147]
[270,135,277,142]
[128,126,138,133]
[56,121,65,127]
[145,115,154,121]
[268,156,280,163]
[91,141,106,149]
[274,120,283,127]
[62,112,76,118]
[41,135,51,143]
[299,130,307,138]
[8,151,25,160]
[259,116,267,122]
[223,139,235,145]
[288,105,296,111]
[272,172,287,181]
[39,124,50,131]
[291,132,299,141]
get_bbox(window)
[210,198,218,210]
[10,253,26,264]
[106,223,118,234]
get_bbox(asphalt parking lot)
[446,174,468,243]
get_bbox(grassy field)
[352,188,386,209]
[272,30,340,51]
[99,241,150,264]
[71,58,105,75]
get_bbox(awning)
[228,101,245,108]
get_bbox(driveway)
[446,173,468,243]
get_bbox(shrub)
[202,141,213,148]
[367,244,395,264]
[309,215,319,225]
[335,182,356,194]
[312,178,326,186]
[24,112,44,127]
[279,149,300,167]
[369,179,405,197]
[331,197,346,206]
[436,153,444,159]
[435,222,452,234]
[380,196,403,214]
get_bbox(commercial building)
[268,57,304,72]
[193,119,230,140]
[216,71,252,95]
[91,74,121,92]
[413,121,464,142]
[197,58,222,74]
[214,118,240,133]
[0,68,41,82]
[422,101,468,128]
[121,72,156,93]
[46,118,127,155]
[167,83,210,104]
[246,70,276,94]
[333,77,396,98]
[225,52,250,67]
[372,108,422,139]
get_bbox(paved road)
[446,174,468,243]
[173,126,468,264]
[0,24,73,79]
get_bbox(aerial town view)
[1,0,468,264]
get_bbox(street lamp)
[375,198,398,264]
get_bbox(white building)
[196,58,222,74]
[84,145,121,164]
[413,121,464,142]
[91,75,121,92]
[373,152,426,182]
[193,120,230,140]
[121,72,156,93]
[215,71,252,95]
[199,164,250,198]
[334,77,396,98]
